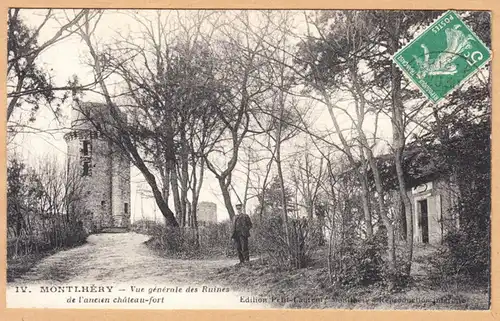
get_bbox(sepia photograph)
[5,8,491,310]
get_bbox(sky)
[8,9,397,223]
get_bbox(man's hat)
[235,203,243,209]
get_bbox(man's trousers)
[234,234,249,263]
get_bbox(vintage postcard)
[2,3,497,320]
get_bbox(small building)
[384,148,460,245]
[405,178,459,244]
[64,102,131,232]
[337,147,461,245]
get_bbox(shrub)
[333,239,385,288]
[7,219,87,259]
[252,215,321,269]
[426,227,490,288]
[131,219,234,258]
[425,176,490,289]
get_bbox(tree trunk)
[359,177,373,238]
[386,222,396,282]
[276,148,291,260]
[141,167,178,227]
[219,177,235,220]
[170,161,183,225]
[322,92,373,239]
[79,22,178,227]
[398,195,407,240]
[190,158,204,247]
[180,135,189,228]
[369,157,397,287]
[395,145,413,276]
[258,139,276,219]
[389,27,413,278]
[275,104,291,263]
[160,159,170,201]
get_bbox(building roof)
[335,145,447,191]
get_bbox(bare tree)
[75,10,182,227]
[7,154,87,258]
[294,11,377,240]
[290,145,325,220]
[203,11,275,220]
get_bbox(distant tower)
[64,102,131,232]
[197,202,217,225]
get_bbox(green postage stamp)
[393,11,491,103]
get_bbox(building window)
[101,200,106,207]
[82,140,91,156]
[82,161,91,177]
[124,203,129,214]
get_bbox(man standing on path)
[231,204,253,263]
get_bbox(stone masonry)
[64,102,131,232]
[197,201,217,225]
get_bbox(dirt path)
[7,232,268,309]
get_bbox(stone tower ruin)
[197,201,217,225]
[64,102,131,232]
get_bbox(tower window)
[82,140,91,156]
[101,200,106,207]
[124,203,129,214]
[82,161,91,177]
